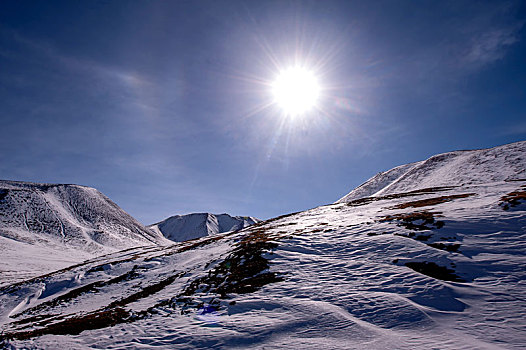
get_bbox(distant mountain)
[336,140,526,203]
[0,180,168,284]
[149,213,260,242]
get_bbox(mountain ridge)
[337,140,526,203]
[0,180,169,285]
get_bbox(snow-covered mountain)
[149,213,260,242]
[1,141,525,349]
[0,180,168,285]
[337,140,525,203]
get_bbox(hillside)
[337,140,526,203]
[0,180,168,285]
[0,141,525,349]
[149,213,260,242]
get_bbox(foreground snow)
[0,141,525,349]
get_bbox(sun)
[272,66,320,116]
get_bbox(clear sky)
[1,0,525,224]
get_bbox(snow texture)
[149,213,260,242]
[0,141,525,349]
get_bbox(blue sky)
[1,0,525,224]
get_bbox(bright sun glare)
[272,67,320,116]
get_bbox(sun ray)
[239,100,276,121]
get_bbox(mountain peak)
[149,212,260,242]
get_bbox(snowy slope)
[149,213,260,242]
[337,140,526,203]
[0,180,168,285]
[0,141,525,349]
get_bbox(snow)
[149,213,260,242]
[0,141,525,349]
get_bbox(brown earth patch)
[2,307,132,341]
[500,186,526,210]
[252,211,302,227]
[346,186,457,207]
[380,211,444,231]
[390,193,475,209]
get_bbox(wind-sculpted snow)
[149,212,260,242]
[1,176,525,348]
[337,140,526,203]
[0,180,168,285]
